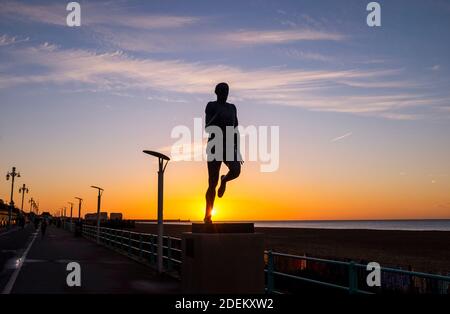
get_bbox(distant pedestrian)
[41,218,47,237]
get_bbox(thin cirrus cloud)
[0,1,346,54]
[0,1,65,25]
[0,34,29,46]
[1,39,446,120]
[0,1,200,29]
[279,48,335,62]
[1,41,369,92]
[221,29,346,45]
[331,132,352,142]
[100,15,199,29]
[95,29,347,55]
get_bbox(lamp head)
[90,185,104,191]
[143,150,170,161]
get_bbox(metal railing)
[80,224,182,277]
[265,250,450,294]
[60,223,450,294]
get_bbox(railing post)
[150,235,155,264]
[139,234,143,259]
[128,232,131,256]
[167,237,172,272]
[267,250,274,293]
[348,261,358,294]
[120,230,124,250]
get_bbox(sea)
[137,219,450,231]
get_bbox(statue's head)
[215,82,229,102]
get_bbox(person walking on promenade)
[41,217,47,238]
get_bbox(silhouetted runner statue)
[204,83,243,223]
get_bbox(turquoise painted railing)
[264,250,450,294]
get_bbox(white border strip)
[1,231,38,294]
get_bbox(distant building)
[85,212,108,221]
[110,213,123,220]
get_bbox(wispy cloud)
[429,65,441,71]
[147,95,188,103]
[0,1,199,29]
[0,34,29,46]
[338,78,419,89]
[221,29,346,45]
[0,42,372,91]
[92,28,187,53]
[105,15,199,29]
[1,40,448,120]
[0,1,66,25]
[1,1,344,55]
[331,132,352,142]
[280,48,334,62]
[96,27,346,54]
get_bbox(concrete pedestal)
[182,223,264,294]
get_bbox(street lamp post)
[6,166,21,228]
[63,206,66,229]
[29,197,34,213]
[68,202,74,230]
[19,184,29,213]
[90,186,104,243]
[143,150,170,273]
[75,197,83,221]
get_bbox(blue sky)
[0,0,449,219]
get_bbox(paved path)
[0,225,36,292]
[1,224,180,294]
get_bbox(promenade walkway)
[1,224,180,294]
